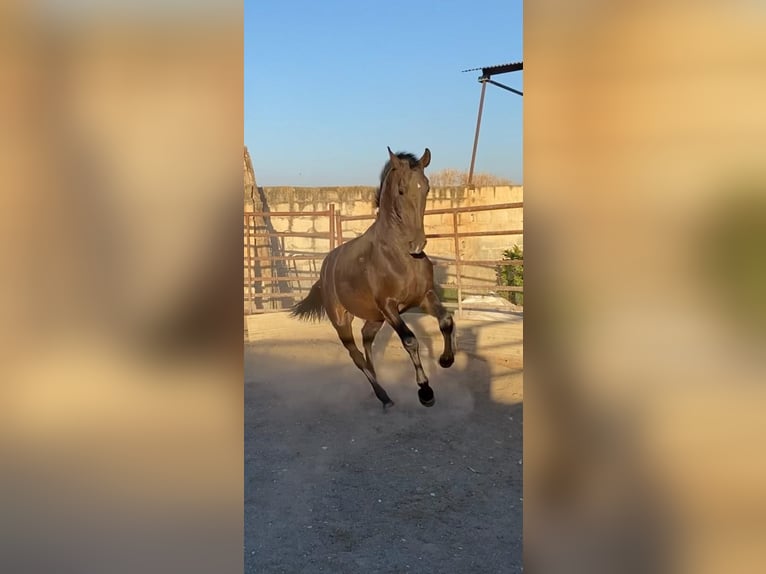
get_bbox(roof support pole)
[486,78,523,96]
[467,78,488,188]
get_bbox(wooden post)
[452,211,463,317]
[335,212,343,246]
[245,214,254,314]
[329,204,336,250]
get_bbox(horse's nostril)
[408,239,427,255]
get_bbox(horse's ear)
[387,146,399,168]
[420,148,431,168]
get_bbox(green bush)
[496,245,523,306]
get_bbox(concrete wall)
[244,185,523,309]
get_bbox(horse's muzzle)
[408,238,427,255]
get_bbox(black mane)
[375,152,419,208]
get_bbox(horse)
[290,147,456,409]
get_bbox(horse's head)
[378,147,431,255]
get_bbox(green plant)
[496,245,523,306]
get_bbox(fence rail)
[244,201,522,315]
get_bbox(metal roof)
[461,61,523,76]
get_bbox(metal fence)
[244,202,522,315]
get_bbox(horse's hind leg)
[361,320,384,375]
[420,290,456,368]
[332,315,394,408]
[379,300,434,407]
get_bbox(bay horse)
[290,147,456,408]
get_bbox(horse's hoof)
[439,355,455,369]
[382,400,395,411]
[418,386,435,407]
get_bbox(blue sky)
[245,0,522,186]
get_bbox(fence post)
[452,211,463,317]
[329,204,336,250]
[245,214,254,314]
[336,212,343,246]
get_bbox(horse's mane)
[375,152,420,208]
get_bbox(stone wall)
[244,185,523,308]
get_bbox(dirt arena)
[245,310,523,573]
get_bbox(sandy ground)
[245,311,523,573]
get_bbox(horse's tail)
[290,280,326,322]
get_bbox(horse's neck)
[371,213,399,237]
[370,217,410,255]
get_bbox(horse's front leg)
[420,289,456,368]
[379,299,434,407]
